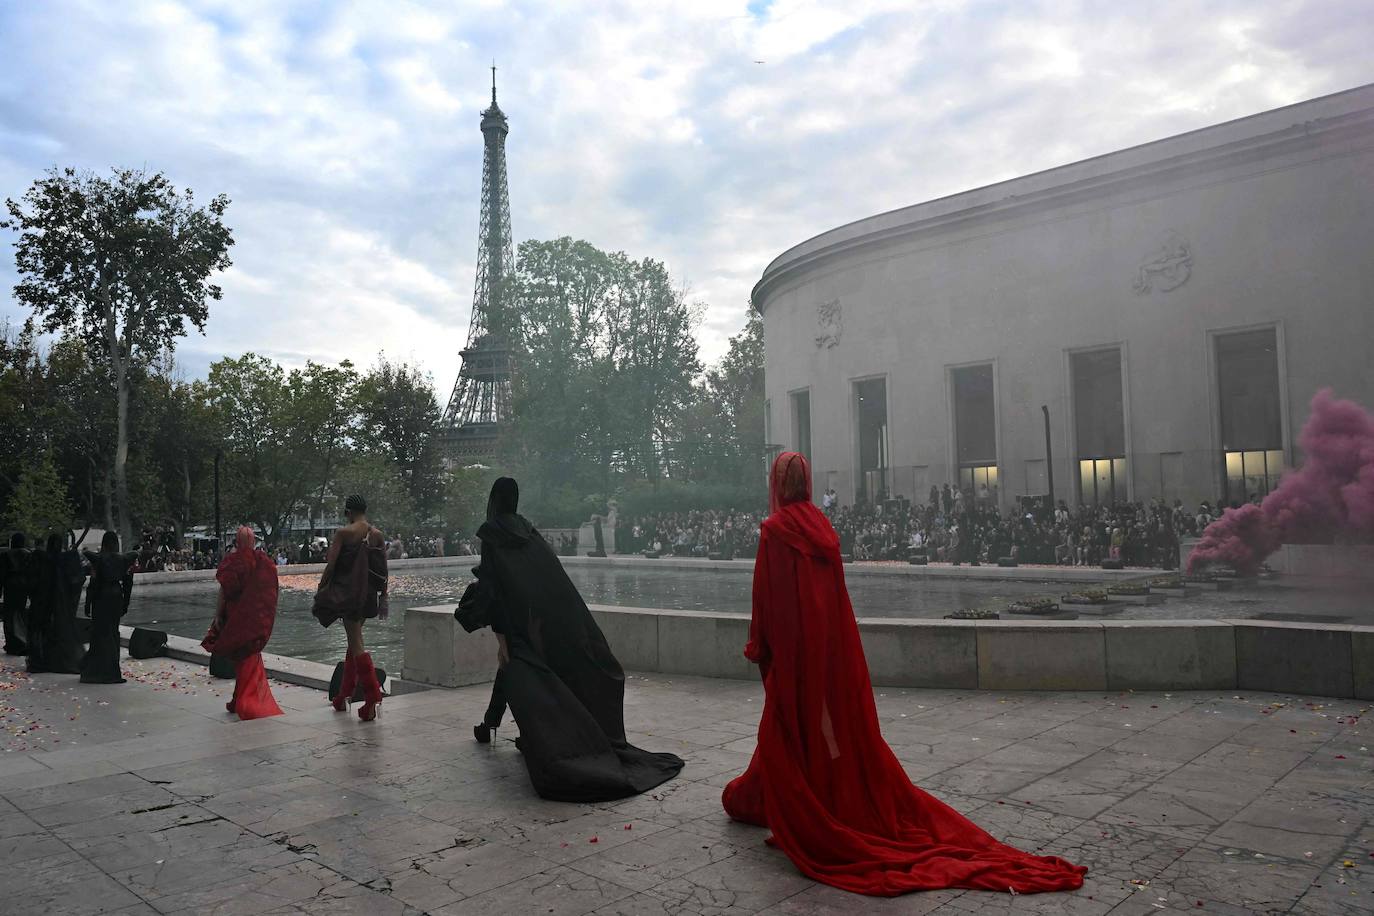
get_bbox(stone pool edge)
[117,626,433,696]
[403,605,1374,701]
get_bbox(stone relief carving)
[815,299,842,349]
[1133,230,1193,295]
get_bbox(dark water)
[122,566,1057,673]
[124,565,1366,675]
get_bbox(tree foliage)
[3,167,233,545]
[357,356,443,519]
[507,237,708,523]
[5,452,74,538]
[1,207,766,542]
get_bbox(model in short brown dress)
[312,494,388,720]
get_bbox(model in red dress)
[202,527,283,721]
[722,453,1086,896]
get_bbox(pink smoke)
[1188,389,1374,576]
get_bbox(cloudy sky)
[1,0,1370,402]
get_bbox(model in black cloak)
[81,531,137,684]
[1,532,31,655]
[469,477,683,802]
[27,533,87,674]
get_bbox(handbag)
[329,660,388,703]
[455,577,495,633]
[128,627,168,659]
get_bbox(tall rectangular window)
[951,364,997,497]
[1071,348,1127,504]
[854,378,888,503]
[1216,328,1284,502]
[790,390,811,459]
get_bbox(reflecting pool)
[123,564,1367,675]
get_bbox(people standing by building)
[80,532,138,684]
[464,477,684,801]
[722,452,1086,896]
[203,527,283,720]
[312,495,388,721]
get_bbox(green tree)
[145,372,219,541]
[508,238,618,493]
[333,452,416,536]
[439,464,495,540]
[3,167,233,546]
[507,237,704,510]
[292,360,358,535]
[611,257,703,481]
[357,356,443,520]
[699,310,765,486]
[0,330,117,530]
[0,323,41,514]
[5,452,74,537]
[209,354,306,541]
[209,353,360,543]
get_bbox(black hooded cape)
[26,545,86,674]
[473,484,683,802]
[80,550,136,684]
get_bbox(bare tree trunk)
[114,364,132,548]
[178,459,191,543]
[86,458,97,529]
[102,470,115,532]
[105,301,133,549]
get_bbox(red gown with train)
[202,535,283,721]
[722,453,1086,896]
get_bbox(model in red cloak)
[722,453,1086,897]
[202,527,283,720]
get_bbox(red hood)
[764,501,840,558]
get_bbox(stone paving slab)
[1,654,1371,915]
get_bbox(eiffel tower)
[441,67,515,461]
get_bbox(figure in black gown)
[1,533,32,656]
[81,532,137,684]
[29,533,87,674]
[467,478,684,802]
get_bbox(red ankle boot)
[356,652,383,722]
[332,655,357,712]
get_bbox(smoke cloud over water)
[1188,389,1374,576]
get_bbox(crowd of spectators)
[124,485,1230,573]
[618,485,1231,569]
[617,510,764,559]
[827,496,1194,567]
[131,547,218,572]
[128,526,480,573]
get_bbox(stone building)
[753,84,1374,510]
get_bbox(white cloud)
[1,0,1371,402]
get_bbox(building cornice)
[752,84,1374,312]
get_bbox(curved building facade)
[754,85,1374,510]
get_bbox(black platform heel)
[474,723,497,744]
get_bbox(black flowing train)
[467,478,683,803]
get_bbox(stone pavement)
[1,655,1370,915]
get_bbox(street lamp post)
[1042,405,1055,511]
[213,448,222,556]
